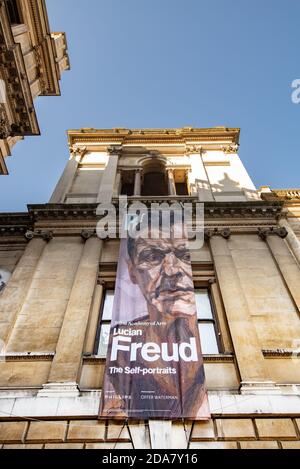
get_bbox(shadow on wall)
[194,173,259,201]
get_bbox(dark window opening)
[121,182,134,196]
[175,182,189,196]
[5,0,22,25]
[121,171,135,196]
[142,171,168,196]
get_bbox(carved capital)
[186,145,202,155]
[70,145,87,158]
[81,229,97,240]
[221,144,239,154]
[258,227,288,241]
[25,230,53,242]
[107,145,122,156]
[204,228,231,241]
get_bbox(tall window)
[121,171,135,196]
[95,290,114,358]
[5,0,22,24]
[195,288,220,354]
[95,288,220,357]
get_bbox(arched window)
[142,161,168,197]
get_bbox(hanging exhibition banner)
[99,220,210,420]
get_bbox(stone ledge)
[0,392,299,419]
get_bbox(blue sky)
[0,0,299,212]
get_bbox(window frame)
[93,287,114,358]
[194,286,223,355]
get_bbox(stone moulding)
[0,202,284,239]
[2,352,55,362]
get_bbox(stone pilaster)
[260,227,300,312]
[97,146,122,204]
[279,218,300,266]
[208,231,277,394]
[187,145,214,201]
[0,232,51,350]
[39,233,103,396]
[49,146,86,203]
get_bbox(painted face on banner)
[127,226,195,318]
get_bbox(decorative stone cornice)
[68,127,241,149]
[0,213,32,238]
[25,229,53,241]
[257,226,288,241]
[26,201,283,223]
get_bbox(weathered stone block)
[216,419,255,440]
[0,422,27,443]
[191,421,215,440]
[255,419,297,439]
[45,443,84,449]
[106,422,131,441]
[189,442,237,449]
[240,441,279,449]
[2,444,43,449]
[26,421,67,443]
[67,420,105,441]
[281,441,300,449]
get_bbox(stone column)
[261,228,300,312]
[279,218,300,266]
[209,231,276,394]
[187,145,214,201]
[134,169,142,196]
[0,231,51,349]
[49,147,86,203]
[167,169,176,196]
[39,233,103,396]
[97,146,122,204]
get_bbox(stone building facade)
[0,0,69,174]
[0,127,300,449]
